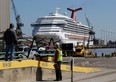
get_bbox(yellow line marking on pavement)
[0,60,100,73]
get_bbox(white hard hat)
[55,42,59,45]
[55,42,60,47]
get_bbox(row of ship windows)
[37,29,89,34]
[63,28,89,34]
[36,21,89,31]
[38,30,89,35]
[65,34,88,40]
[65,19,75,24]
[38,30,59,32]
[37,18,64,21]
[66,23,90,30]
[37,18,89,29]
[65,19,89,29]
[37,23,90,33]
[63,26,90,32]
[63,30,89,35]
[38,26,89,32]
[64,27,90,32]
[37,18,66,24]
[37,24,64,27]
[38,18,75,26]
[37,25,89,32]
[38,27,89,32]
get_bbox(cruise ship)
[31,8,92,47]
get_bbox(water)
[88,48,116,56]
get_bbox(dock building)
[0,0,10,37]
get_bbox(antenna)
[55,8,60,14]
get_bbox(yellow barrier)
[0,60,100,73]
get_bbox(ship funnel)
[67,7,82,22]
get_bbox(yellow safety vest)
[57,49,63,61]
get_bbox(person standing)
[54,42,63,81]
[4,23,17,61]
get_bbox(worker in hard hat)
[53,42,63,81]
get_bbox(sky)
[10,0,116,41]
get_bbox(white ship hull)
[33,30,90,47]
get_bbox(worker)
[4,23,17,61]
[53,42,63,81]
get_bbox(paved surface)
[35,57,116,82]
[1,57,116,82]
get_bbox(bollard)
[70,58,74,82]
[102,53,104,57]
[95,53,97,57]
[111,52,114,57]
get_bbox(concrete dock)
[0,57,116,82]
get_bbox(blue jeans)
[5,45,15,61]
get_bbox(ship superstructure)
[31,8,92,47]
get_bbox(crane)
[11,0,24,38]
[85,13,95,48]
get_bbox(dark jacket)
[4,29,17,45]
